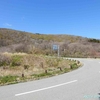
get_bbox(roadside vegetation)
[1,28,99,85]
[0,53,82,86]
[0,28,100,58]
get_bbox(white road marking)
[15,80,77,96]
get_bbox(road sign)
[53,45,58,50]
[52,45,60,57]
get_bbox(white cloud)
[4,23,12,27]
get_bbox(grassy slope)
[0,53,82,85]
[0,28,100,57]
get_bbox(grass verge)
[0,54,82,86]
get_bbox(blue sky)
[0,0,100,39]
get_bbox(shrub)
[71,63,78,69]
[24,65,30,70]
[64,68,69,72]
[15,43,32,53]
[10,55,22,67]
[0,54,11,67]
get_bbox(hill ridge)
[0,28,100,58]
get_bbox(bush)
[0,54,11,67]
[64,68,70,73]
[15,43,32,53]
[71,63,78,69]
[10,55,22,67]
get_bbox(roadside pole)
[58,45,60,57]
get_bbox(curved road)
[0,58,100,100]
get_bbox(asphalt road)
[0,58,100,100]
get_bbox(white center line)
[15,80,77,96]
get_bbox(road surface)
[0,58,100,100]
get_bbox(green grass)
[71,63,79,69]
[31,66,76,80]
[31,72,53,78]
[0,55,82,86]
[0,75,18,85]
[10,55,22,67]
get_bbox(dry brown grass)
[0,53,82,86]
[0,53,81,79]
[2,52,27,56]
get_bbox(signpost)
[53,45,59,57]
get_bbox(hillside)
[0,28,100,57]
